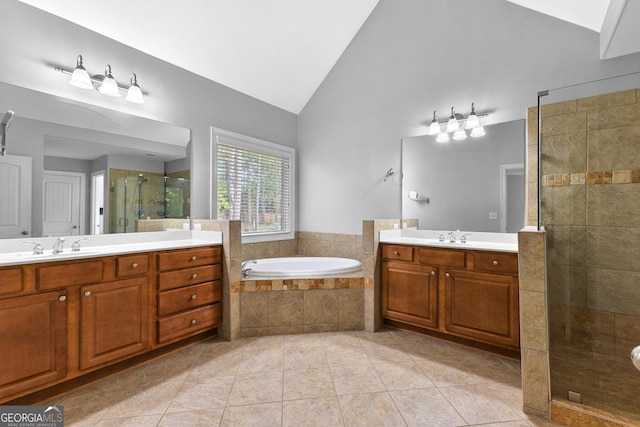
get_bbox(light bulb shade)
[470,126,486,138]
[436,132,450,143]
[465,112,480,129]
[427,121,441,135]
[98,65,120,97]
[125,73,144,104]
[69,55,92,89]
[452,129,467,140]
[445,107,459,133]
[427,112,441,136]
[465,103,480,129]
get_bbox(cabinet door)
[444,269,519,349]
[0,291,67,399]
[382,261,438,329]
[81,277,149,370]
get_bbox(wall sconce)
[56,55,145,104]
[427,103,487,141]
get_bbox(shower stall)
[109,169,190,233]
[536,73,640,422]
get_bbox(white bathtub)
[243,257,362,278]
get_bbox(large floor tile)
[390,388,466,427]
[282,397,343,427]
[227,371,283,406]
[158,409,224,426]
[166,375,235,412]
[220,402,282,426]
[330,362,386,395]
[283,367,336,400]
[438,383,523,425]
[373,359,435,390]
[338,392,406,426]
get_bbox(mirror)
[402,119,525,233]
[0,82,191,239]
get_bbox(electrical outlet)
[194,223,202,231]
[182,223,190,230]
[393,223,399,230]
[489,212,498,220]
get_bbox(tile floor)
[58,329,559,426]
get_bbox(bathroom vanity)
[380,230,519,359]
[0,231,222,403]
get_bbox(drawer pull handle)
[393,250,399,256]
[191,256,197,261]
[431,271,436,276]
[132,263,139,268]
[192,274,198,279]
[445,272,450,277]
[58,295,66,302]
[191,294,197,300]
[84,291,91,297]
[492,260,499,266]
[191,319,197,325]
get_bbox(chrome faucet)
[242,260,258,278]
[52,237,65,254]
[448,230,457,243]
[460,233,472,243]
[71,238,89,252]
[24,241,44,255]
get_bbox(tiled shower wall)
[533,89,640,422]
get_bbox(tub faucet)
[242,260,257,278]
[52,237,65,254]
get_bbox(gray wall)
[297,0,640,234]
[0,0,297,221]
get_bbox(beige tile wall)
[525,88,640,424]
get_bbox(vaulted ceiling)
[17,0,639,114]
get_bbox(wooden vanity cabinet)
[80,277,149,370]
[381,243,520,354]
[0,244,222,404]
[444,269,519,349]
[156,246,222,344]
[381,261,438,329]
[0,290,67,398]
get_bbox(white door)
[0,155,32,239]
[91,171,105,235]
[43,171,85,237]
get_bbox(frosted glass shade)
[453,129,467,140]
[470,126,486,138]
[69,55,92,89]
[125,75,144,104]
[99,65,120,97]
[436,132,450,143]
[465,112,480,129]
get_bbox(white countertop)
[0,230,222,267]
[379,229,518,253]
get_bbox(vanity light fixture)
[56,55,145,104]
[98,65,120,97]
[426,103,487,141]
[69,55,93,89]
[445,107,460,133]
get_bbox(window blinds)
[216,143,292,235]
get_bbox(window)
[212,127,295,241]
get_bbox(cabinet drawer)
[37,260,103,290]
[157,247,221,271]
[418,248,465,268]
[157,303,221,343]
[0,268,24,295]
[158,281,221,316]
[382,245,414,262]
[116,254,150,278]
[474,252,518,275]
[157,265,221,291]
